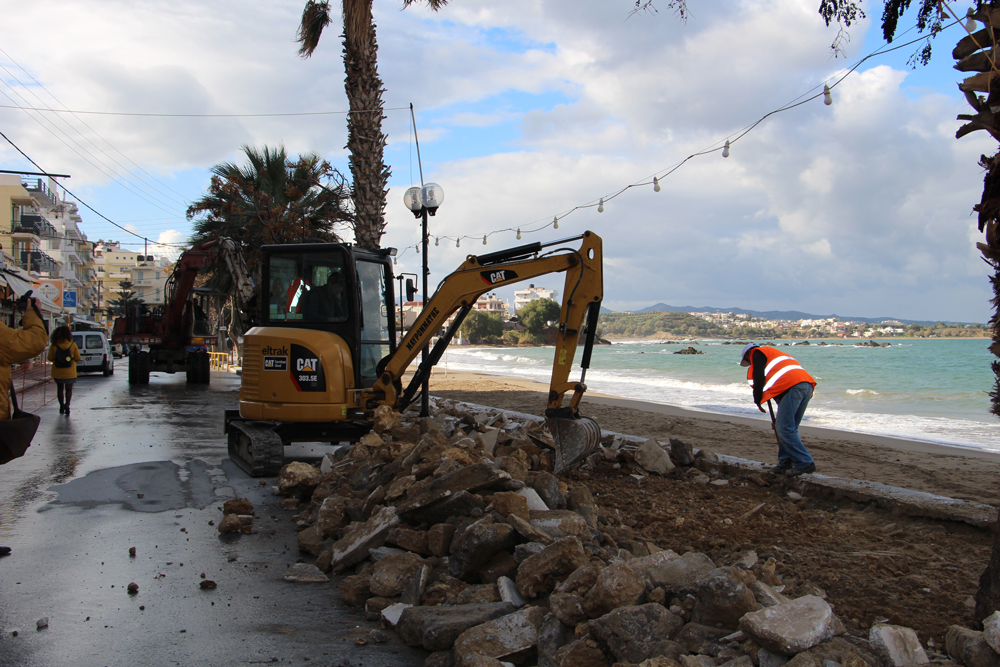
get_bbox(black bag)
[0,385,40,465]
[53,345,73,368]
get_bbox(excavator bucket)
[546,414,602,475]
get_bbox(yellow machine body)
[238,326,362,422]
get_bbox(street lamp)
[404,182,444,417]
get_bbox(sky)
[0,0,992,322]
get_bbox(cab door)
[356,260,392,388]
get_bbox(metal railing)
[208,352,230,371]
[10,354,54,414]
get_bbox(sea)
[436,338,1000,454]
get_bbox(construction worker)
[739,343,817,476]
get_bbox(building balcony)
[19,250,60,276]
[21,178,58,207]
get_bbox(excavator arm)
[367,231,604,473]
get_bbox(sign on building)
[63,290,77,308]
[34,279,63,306]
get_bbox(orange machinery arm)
[367,231,603,415]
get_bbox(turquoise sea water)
[437,339,1000,452]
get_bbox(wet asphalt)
[0,362,426,667]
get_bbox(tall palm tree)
[296,0,449,249]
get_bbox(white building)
[513,284,557,311]
[474,292,510,320]
[125,255,172,306]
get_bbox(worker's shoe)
[770,461,791,474]
[0,546,11,556]
[785,463,816,477]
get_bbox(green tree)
[295,0,449,249]
[519,298,561,334]
[111,280,144,316]
[186,144,352,279]
[460,310,503,343]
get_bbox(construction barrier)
[208,352,230,371]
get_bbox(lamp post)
[404,182,444,417]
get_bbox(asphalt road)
[0,362,425,667]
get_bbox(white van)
[72,331,115,376]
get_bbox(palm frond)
[297,0,333,58]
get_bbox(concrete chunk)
[868,624,929,667]
[396,602,516,651]
[636,439,676,475]
[529,510,591,540]
[740,595,845,655]
[453,606,547,666]
[329,506,399,572]
[984,612,1000,655]
[582,562,646,618]
[589,603,684,664]
[947,626,1000,667]
[516,536,588,599]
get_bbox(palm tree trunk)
[343,0,389,249]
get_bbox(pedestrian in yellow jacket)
[0,299,47,421]
[47,325,80,416]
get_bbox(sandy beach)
[427,369,1000,506]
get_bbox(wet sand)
[426,369,1000,505]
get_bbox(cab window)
[267,252,349,324]
[357,260,390,381]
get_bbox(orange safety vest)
[746,346,816,404]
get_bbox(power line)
[0,130,189,248]
[0,103,410,118]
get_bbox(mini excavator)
[224,231,604,477]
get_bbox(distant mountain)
[630,303,973,326]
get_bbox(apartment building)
[513,284,557,311]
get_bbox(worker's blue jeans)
[774,382,814,469]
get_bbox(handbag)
[0,384,40,465]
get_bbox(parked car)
[72,331,115,376]
[111,343,125,358]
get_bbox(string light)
[966,7,976,31]
[391,21,950,251]
[435,237,439,246]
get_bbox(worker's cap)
[738,343,757,367]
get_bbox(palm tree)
[186,144,352,278]
[296,0,449,250]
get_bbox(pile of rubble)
[236,399,989,667]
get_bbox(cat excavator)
[224,231,604,477]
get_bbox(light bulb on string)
[653,176,661,193]
[483,235,487,245]
[516,228,521,240]
[967,7,976,31]
[393,257,397,265]
[722,140,730,158]
[415,243,420,255]
[823,84,832,106]
[553,216,559,230]
[435,237,439,246]
[456,238,460,248]
[598,198,604,213]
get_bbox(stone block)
[636,439,676,475]
[555,564,600,596]
[740,595,845,655]
[449,519,516,581]
[984,612,1000,654]
[533,471,565,509]
[491,491,530,521]
[397,462,511,515]
[515,536,588,599]
[453,606,547,666]
[589,603,684,664]
[641,551,715,596]
[554,638,610,666]
[297,525,324,556]
[582,562,646,618]
[868,624,929,667]
[397,602,516,651]
[339,571,372,607]
[373,405,403,434]
[692,567,761,630]
[947,626,1000,667]
[279,461,322,497]
[329,506,400,572]
[429,523,457,557]
[517,487,549,511]
[389,526,431,555]
[507,514,555,545]
[318,495,350,538]
[529,510,591,540]
[381,602,412,627]
[669,438,696,466]
[497,576,526,608]
[371,552,426,598]
[549,592,587,626]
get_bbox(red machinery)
[112,238,251,385]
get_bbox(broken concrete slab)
[947,626,1000,667]
[868,623,929,667]
[452,606,547,667]
[329,505,400,572]
[517,487,549,511]
[582,562,646,618]
[589,603,685,664]
[636,439,676,475]
[692,567,761,630]
[283,562,329,583]
[740,595,845,655]
[397,602,516,652]
[529,510,591,540]
[515,535,588,599]
[449,519,517,581]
